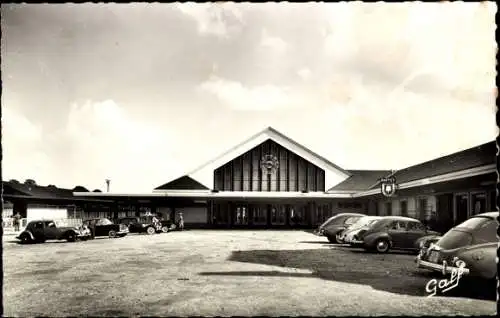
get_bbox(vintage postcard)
[1,2,497,317]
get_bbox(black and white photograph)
[1,2,498,316]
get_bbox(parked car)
[320,213,366,243]
[118,216,171,235]
[16,219,91,243]
[340,216,382,244]
[83,218,129,238]
[317,213,362,236]
[416,212,498,282]
[350,216,441,253]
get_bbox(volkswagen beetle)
[416,212,498,282]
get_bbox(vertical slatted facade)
[213,139,326,192]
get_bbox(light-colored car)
[340,216,382,244]
[322,213,366,243]
[416,212,498,281]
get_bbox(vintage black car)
[319,213,366,243]
[417,212,498,281]
[350,216,441,253]
[118,216,171,235]
[83,218,129,238]
[16,219,91,243]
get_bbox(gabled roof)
[328,170,392,192]
[374,140,496,188]
[154,175,209,191]
[185,126,351,190]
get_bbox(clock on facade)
[260,154,279,174]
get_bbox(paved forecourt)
[2,230,496,316]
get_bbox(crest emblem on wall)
[260,154,279,174]
[380,176,397,197]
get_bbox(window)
[338,202,363,209]
[407,221,425,231]
[252,206,265,224]
[385,202,392,216]
[390,221,406,230]
[34,222,44,229]
[471,193,487,215]
[400,201,408,217]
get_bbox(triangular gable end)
[154,175,209,191]
[187,127,351,191]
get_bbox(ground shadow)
[201,270,313,278]
[297,240,331,244]
[216,248,495,301]
[345,247,419,256]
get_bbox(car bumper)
[416,255,470,275]
[117,230,129,235]
[315,229,325,236]
[349,239,364,245]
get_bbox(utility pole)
[105,179,110,193]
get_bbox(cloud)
[320,2,496,104]
[297,68,312,81]
[59,100,182,191]
[1,107,52,184]
[198,76,307,111]
[259,28,288,53]
[175,2,244,38]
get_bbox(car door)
[31,221,45,240]
[44,221,58,239]
[125,218,139,232]
[405,221,426,248]
[388,221,407,248]
[95,219,106,236]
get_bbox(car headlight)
[455,260,467,267]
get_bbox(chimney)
[105,179,110,193]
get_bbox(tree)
[73,186,89,192]
[8,179,19,183]
[24,179,37,186]
[93,189,102,193]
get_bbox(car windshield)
[344,216,361,226]
[97,219,113,226]
[365,219,379,227]
[350,217,377,228]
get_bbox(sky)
[1,2,497,192]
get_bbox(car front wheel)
[375,239,390,253]
[109,230,117,238]
[20,234,32,244]
[146,226,155,235]
[66,232,76,242]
